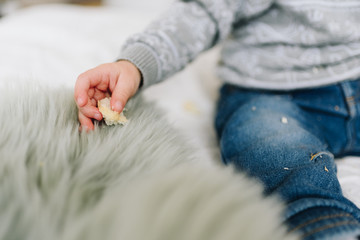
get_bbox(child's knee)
[219,103,329,173]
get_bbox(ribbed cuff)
[118,43,160,89]
[287,207,360,240]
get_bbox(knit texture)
[120,0,360,90]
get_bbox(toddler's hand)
[74,60,141,131]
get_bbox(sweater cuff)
[118,43,160,89]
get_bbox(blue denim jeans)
[215,80,360,239]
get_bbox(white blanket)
[0,2,359,207]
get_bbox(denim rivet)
[281,117,288,124]
[334,105,340,111]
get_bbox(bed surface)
[0,2,358,207]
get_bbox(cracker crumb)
[183,101,201,115]
[98,97,128,126]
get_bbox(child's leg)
[215,84,360,240]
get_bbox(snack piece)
[97,97,128,126]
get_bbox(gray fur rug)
[0,84,298,240]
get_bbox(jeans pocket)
[291,84,348,117]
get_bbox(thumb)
[110,73,140,113]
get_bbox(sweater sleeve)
[118,0,273,88]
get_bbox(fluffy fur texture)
[0,84,298,240]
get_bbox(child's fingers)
[79,105,103,121]
[78,111,94,131]
[74,68,104,107]
[74,78,90,107]
[110,75,138,113]
[94,88,107,101]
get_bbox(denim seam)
[340,82,357,152]
[289,213,352,233]
[346,96,355,104]
[303,220,360,238]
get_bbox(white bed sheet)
[0,3,359,207]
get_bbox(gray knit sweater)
[119,0,360,90]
